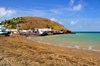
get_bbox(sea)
[28,32,100,52]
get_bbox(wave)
[27,37,100,53]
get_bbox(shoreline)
[28,36,100,54]
[0,34,100,66]
[28,34,100,53]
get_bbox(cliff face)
[4,17,71,32]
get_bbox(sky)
[0,0,100,31]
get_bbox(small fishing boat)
[0,22,11,36]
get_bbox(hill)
[3,17,71,32]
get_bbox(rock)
[0,56,4,60]
[33,50,36,52]
[0,57,13,66]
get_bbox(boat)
[0,22,11,36]
[34,28,53,35]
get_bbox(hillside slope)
[4,17,71,32]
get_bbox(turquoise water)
[29,33,100,50]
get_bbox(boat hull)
[0,32,11,35]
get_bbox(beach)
[0,34,100,66]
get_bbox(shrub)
[39,25,43,28]
[61,28,68,32]
[11,24,16,29]
[13,17,15,20]
[47,24,50,28]
[30,26,34,30]
[30,21,32,24]
[21,17,26,23]
[6,20,12,24]
[45,19,48,22]
[16,17,20,20]
[28,18,31,21]
[13,21,19,24]
[51,26,54,29]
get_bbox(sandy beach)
[0,34,100,66]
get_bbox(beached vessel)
[18,28,52,36]
[0,22,11,36]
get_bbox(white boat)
[0,22,11,35]
[34,28,52,35]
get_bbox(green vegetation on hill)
[3,17,71,32]
[4,17,26,29]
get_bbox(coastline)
[28,33,100,52]
[28,36,100,53]
[0,34,100,66]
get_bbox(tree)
[13,17,15,20]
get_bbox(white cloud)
[0,7,16,17]
[7,10,16,17]
[91,8,93,9]
[68,0,83,11]
[0,8,6,17]
[65,4,82,11]
[49,9,61,14]
[71,20,78,25]
[71,21,75,24]
[73,4,82,11]
[50,18,57,21]
[50,18,55,21]
[70,0,74,6]
[59,22,63,24]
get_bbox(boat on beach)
[0,22,11,36]
[17,28,75,36]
